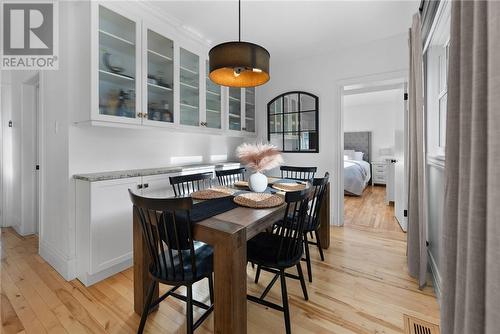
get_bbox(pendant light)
[208,0,270,87]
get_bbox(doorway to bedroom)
[341,81,407,232]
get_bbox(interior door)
[394,84,408,231]
[35,84,40,235]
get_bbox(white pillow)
[353,151,364,161]
[344,150,355,160]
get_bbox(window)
[267,92,319,153]
[424,0,450,158]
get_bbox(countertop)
[73,162,241,182]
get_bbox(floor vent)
[403,314,440,334]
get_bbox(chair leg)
[255,265,262,284]
[137,281,156,334]
[186,285,194,334]
[280,270,291,334]
[303,233,313,282]
[315,230,325,261]
[296,263,309,301]
[208,275,214,304]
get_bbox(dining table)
[132,178,330,334]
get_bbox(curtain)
[441,1,500,334]
[407,13,428,289]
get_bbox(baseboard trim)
[39,240,77,281]
[77,258,133,287]
[428,249,442,304]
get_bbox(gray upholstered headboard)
[344,131,371,162]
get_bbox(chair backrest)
[280,165,317,181]
[129,190,197,282]
[216,167,246,186]
[274,189,311,264]
[169,172,214,196]
[306,172,330,231]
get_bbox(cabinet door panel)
[144,28,174,124]
[180,48,200,126]
[90,177,140,274]
[245,88,255,132]
[141,174,175,198]
[228,87,241,131]
[206,60,222,129]
[96,4,140,123]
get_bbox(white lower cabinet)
[76,177,141,286]
[75,166,221,286]
[141,174,174,197]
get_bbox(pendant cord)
[238,0,241,42]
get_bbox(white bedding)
[344,159,371,195]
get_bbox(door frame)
[21,73,45,238]
[334,70,408,227]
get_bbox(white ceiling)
[148,0,419,60]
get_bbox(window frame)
[267,91,319,153]
[423,0,450,160]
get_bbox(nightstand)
[371,161,387,185]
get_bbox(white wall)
[0,0,74,277]
[427,162,444,299]
[257,33,409,225]
[344,89,401,161]
[1,72,13,228]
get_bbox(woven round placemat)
[234,180,249,188]
[272,182,306,192]
[233,193,284,208]
[191,187,235,200]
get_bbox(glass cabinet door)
[245,87,255,132]
[229,87,241,131]
[180,48,200,126]
[146,29,174,123]
[206,60,222,129]
[98,6,137,119]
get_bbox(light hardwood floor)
[1,207,439,333]
[344,185,403,232]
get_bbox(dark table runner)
[190,196,239,222]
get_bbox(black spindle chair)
[260,172,329,283]
[247,189,311,334]
[215,167,246,186]
[129,190,214,334]
[280,166,317,181]
[169,172,214,197]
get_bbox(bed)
[344,132,372,196]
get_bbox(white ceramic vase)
[248,172,267,192]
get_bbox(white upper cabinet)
[179,48,200,126]
[205,60,222,129]
[228,87,242,131]
[86,1,256,137]
[142,26,175,126]
[94,4,141,124]
[227,87,257,134]
[244,87,256,133]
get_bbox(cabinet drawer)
[373,175,386,182]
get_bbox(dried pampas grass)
[237,143,283,173]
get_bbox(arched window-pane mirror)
[267,91,319,153]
